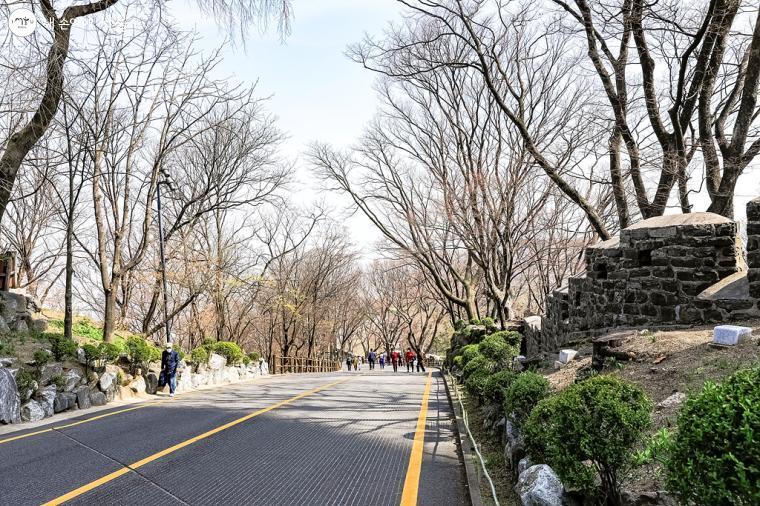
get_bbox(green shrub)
[81,343,100,373]
[191,346,209,365]
[248,351,260,362]
[464,367,491,399]
[125,336,161,372]
[461,353,492,379]
[524,375,651,502]
[478,332,520,365]
[48,335,78,361]
[72,318,103,341]
[202,337,216,347]
[98,342,123,363]
[116,370,125,386]
[458,344,481,366]
[666,366,760,505]
[49,374,65,391]
[33,349,52,366]
[489,330,521,348]
[212,341,245,365]
[15,368,35,401]
[482,370,516,405]
[505,372,551,425]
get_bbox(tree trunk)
[102,286,118,343]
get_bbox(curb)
[441,370,484,506]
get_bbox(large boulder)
[89,390,107,407]
[31,318,48,333]
[145,373,158,395]
[75,386,91,409]
[515,465,565,506]
[176,372,192,393]
[128,376,146,394]
[63,369,82,392]
[0,367,21,424]
[35,385,57,417]
[191,373,207,389]
[98,372,115,392]
[20,400,45,422]
[118,386,135,401]
[0,317,10,334]
[38,362,63,386]
[207,353,226,370]
[54,392,77,413]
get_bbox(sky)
[169,0,403,258]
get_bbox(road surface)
[0,369,467,505]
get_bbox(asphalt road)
[0,369,468,505]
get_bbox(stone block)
[515,465,565,506]
[21,400,45,422]
[713,325,751,346]
[89,390,107,406]
[558,349,577,364]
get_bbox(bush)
[212,341,245,366]
[458,344,481,367]
[98,342,123,363]
[504,372,551,425]
[524,375,651,502]
[665,366,760,505]
[33,349,51,366]
[464,367,491,399]
[71,318,103,341]
[15,368,35,401]
[48,335,78,361]
[248,351,260,362]
[461,353,492,380]
[482,370,516,405]
[125,336,161,372]
[190,346,209,365]
[489,330,521,348]
[478,332,520,365]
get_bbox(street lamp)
[157,168,174,344]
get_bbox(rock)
[208,353,226,370]
[518,457,533,475]
[505,420,525,468]
[35,385,57,417]
[31,318,48,333]
[89,390,107,406]
[657,392,687,409]
[558,349,578,364]
[75,386,91,409]
[38,362,63,386]
[260,361,269,375]
[145,373,158,394]
[54,392,77,413]
[0,356,14,367]
[0,367,21,424]
[14,319,28,332]
[118,386,135,401]
[86,370,98,386]
[76,348,87,365]
[515,464,565,506]
[191,373,207,388]
[713,325,751,346]
[63,369,82,392]
[0,317,10,334]
[98,372,115,392]
[128,376,146,394]
[20,400,45,422]
[176,372,192,393]
[104,364,123,376]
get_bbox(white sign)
[8,8,37,37]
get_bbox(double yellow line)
[41,377,348,506]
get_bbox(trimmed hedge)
[666,366,760,505]
[482,370,516,405]
[478,332,519,366]
[524,375,651,501]
[504,371,551,425]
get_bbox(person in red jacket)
[391,349,401,372]
[405,348,416,373]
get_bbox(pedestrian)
[346,355,352,372]
[405,348,416,373]
[391,349,400,372]
[160,342,179,397]
[379,353,385,370]
[416,354,423,372]
[368,350,376,370]
[352,356,358,371]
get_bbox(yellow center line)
[41,377,349,506]
[400,371,433,506]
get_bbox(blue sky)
[170,1,403,255]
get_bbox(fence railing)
[272,355,342,374]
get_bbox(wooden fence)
[272,355,342,374]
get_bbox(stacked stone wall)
[527,211,756,356]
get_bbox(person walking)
[379,353,385,370]
[161,342,179,397]
[405,348,416,373]
[368,350,376,370]
[391,350,400,372]
[416,353,423,372]
[346,355,352,372]
[352,356,359,371]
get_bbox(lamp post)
[157,169,174,343]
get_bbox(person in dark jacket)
[368,350,376,370]
[161,342,179,397]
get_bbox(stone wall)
[528,206,760,357]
